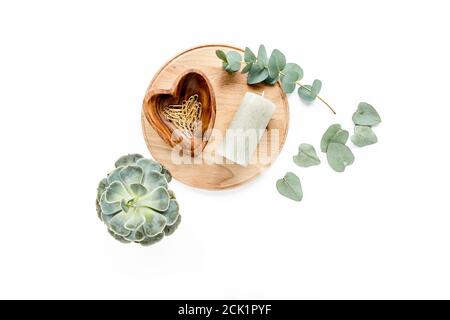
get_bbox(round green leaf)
[215,49,228,63]
[257,45,268,68]
[320,124,349,152]
[226,51,242,72]
[326,143,355,172]
[282,63,303,81]
[352,102,381,126]
[276,172,303,202]
[247,64,269,84]
[281,71,299,93]
[244,47,256,63]
[268,49,286,79]
[331,129,349,145]
[351,125,378,147]
[298,79,322,102]
[293,143,321,167]
[264,74,279,84]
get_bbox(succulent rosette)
[96,154,181,246]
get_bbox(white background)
[1,0,449,299]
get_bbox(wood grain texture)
[142,44,289,190]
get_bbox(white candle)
[218,92,276,166]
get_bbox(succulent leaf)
[107,167,122,185]
[140,207,167,237]
[140,232,164,246]
[143,170,167,191]
[119,166,143,187]
[107,229,131,244]
[129,183,147,197]
[124,209,146,231]
[97,178,107,202]
[105,181,130,202]
[164,215,181,236]
[161,166,172,183]
[100,193,122,216]
[161,200,180,225]
[124,228,146,242]
[115,154,143,168]
[109,211,132,237]
[138,186,170,211]
[136,158,162,174]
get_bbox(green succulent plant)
[96,154,181,246]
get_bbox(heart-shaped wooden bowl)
[143,70,216,156]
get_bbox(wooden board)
[142,44,289,190]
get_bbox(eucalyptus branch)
[216,45,337,115]
[279,71,336,114]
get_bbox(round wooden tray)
[142,44,289,190]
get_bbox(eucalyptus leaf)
[351,125,378,147]
[226,51,242,72]
[244,47,256,63]
[298,79,322,102]
[282,63,303,81]
[215,50,227,63]
[330,129,349,145]
[225,63,240,73]
[326,143,355,172]
[264,74,279,84]
[281,71,299,93]
[352,102,381,126]
[241,62,252,74]
[247,64,269,84]
[257,45,268,68]
[293,143,321,167]
[276,172,303,202]
[320,124,349,152]
[268,49,286,79]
